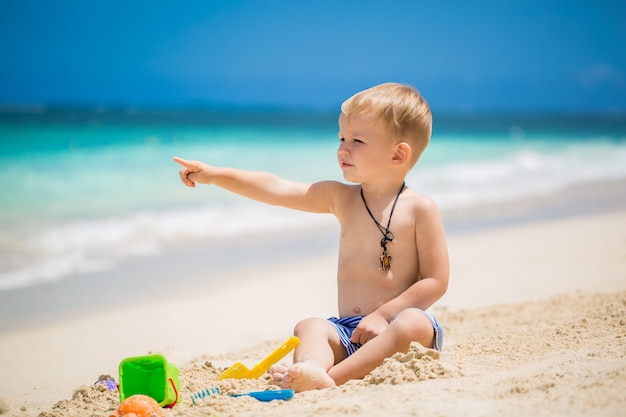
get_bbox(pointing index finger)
[173,156,189,167]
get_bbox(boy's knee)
[390,309,435,346]
[294,317,328,336]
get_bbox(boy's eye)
[338,137,364,144]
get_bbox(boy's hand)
[173,156,208,188]
[350,311,389,345]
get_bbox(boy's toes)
[287,364,304,379]
[269,364,289,386]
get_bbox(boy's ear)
[392,142,412,165]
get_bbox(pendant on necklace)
[380,250,392,271]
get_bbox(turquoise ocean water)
[1,109,625,291]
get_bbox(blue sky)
[1,1,625,113]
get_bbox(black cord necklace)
[360,182,405,271]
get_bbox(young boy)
[174,82,449,392]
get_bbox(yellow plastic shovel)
[218,336,300,380]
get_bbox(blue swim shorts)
[327,309,444,357]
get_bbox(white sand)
[1,210,625,416]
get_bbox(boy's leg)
[277,310,436,391]
[327,309,435,386]
[270,317,346,390]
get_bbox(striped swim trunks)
[327,309,445,357]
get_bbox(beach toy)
[218,336,300,380]
[191,386,221,405]
[112,394,165,417]
[118,354,180,408]
[231,389,294,402]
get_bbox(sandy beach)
[1,204,625,416]
[2,2,625,416]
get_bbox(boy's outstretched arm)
[173,156,336,214]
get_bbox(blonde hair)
[341,82,432,167]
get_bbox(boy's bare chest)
[336,210,419,313]
[337,208,417,272]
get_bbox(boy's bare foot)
[279,361,336,392]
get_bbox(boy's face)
[337,111,395,183]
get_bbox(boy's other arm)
[173,156,336,214]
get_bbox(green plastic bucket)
[118,354,180,407]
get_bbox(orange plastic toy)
[111,394,165,417]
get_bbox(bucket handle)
[164,377,178,408]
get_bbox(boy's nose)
[337,144,349,155]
